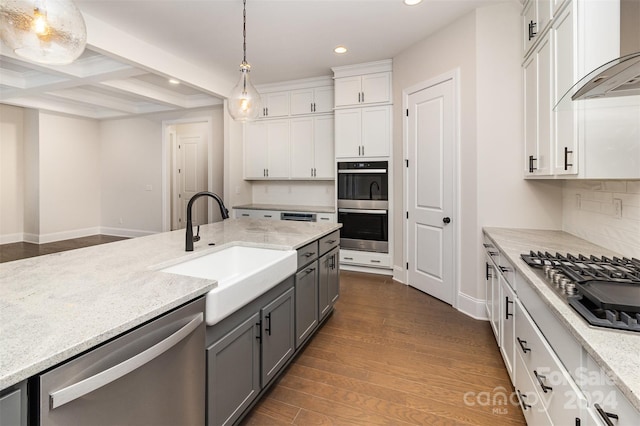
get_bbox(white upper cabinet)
[335,106,390,159]
[259,91,290,118]
[244,120,290,179]
[290,86,334,115]
[290,116,334,179]
[334,73,391,108]
[522,0,553,57]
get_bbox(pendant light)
[0,0,87,65]
[228,0,261,122]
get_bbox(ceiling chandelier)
[228,0,261,122]
[0,0,87,65]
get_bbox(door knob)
[443,217,451,224]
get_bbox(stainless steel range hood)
[554,0,640,109]
[570,52,640,100]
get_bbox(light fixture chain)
[242,0,247,64]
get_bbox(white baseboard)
[0,233,24,244]
[457,292,488,320]
[100,227,157,238]
[392,265,407,284]
[32,227,102,244]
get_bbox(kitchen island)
[0,218,341,391]
[483,228,640,419]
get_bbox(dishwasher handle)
[49,312,203,410]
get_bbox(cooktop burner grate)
[520,251,640,332]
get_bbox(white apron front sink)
[161,245,297,325]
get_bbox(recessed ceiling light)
[404,0,423,5]
[168,78,180,85]
[334,46,347,54]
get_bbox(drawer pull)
[370,260,381,263]
[594,404,619,426]
[533,370,553,393]
[505,297,513,319]
[303,252,315,258]
[517,337,531,353]
[488,251,498,257]
[486,263,492,280]
[344,257,353,260]
[517,390,531,411]
[325,239,337,244]
[482,243,493,248]
[498,266,510,273]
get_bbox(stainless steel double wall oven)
[337,161,388,253]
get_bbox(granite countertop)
[233,203,336,214]
[483,227,640,411]
[0,219,340,390]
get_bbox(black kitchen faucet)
[185,191,229,251]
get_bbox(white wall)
[392,2,564,310]
[23,109,40,238]
[38,112,101,241]
[0,105,24,243]
[100,117,163,234]
[563,180,640,257]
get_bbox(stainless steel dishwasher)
[35,298,206,425]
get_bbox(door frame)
[161,117,214,232]
[402,69,460,309]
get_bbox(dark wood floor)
[0,235,128,263]
[242,271,525,425]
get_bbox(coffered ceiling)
[1,0,505,119]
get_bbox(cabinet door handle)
[265,313,271,336]
[304,267,316,275]
[50,313,203,409]
[564,147,573,170]
[528,155,537,173]
[256,322,262,341]
[517,337,531,353]
[517,390,531,411]
[499,266,510,273]
[533,370,553,393]
[489,251,498,257]
[358,92,361,103]
[505,297,513,319]
[528,20,537,40]
[361,92,364,103]
[594,404,619,426]
[483,243,493,248]
[486,262,492,280]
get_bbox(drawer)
[497,255,516,291]
[517,276,582,379]
[318,230,340,255]
[297,241,318,268]
[515,300,587,423]
[580,353,640,426]
[515,350,553,426]
[340,250,390,268]
[482,234,500,264]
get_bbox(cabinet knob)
[443,217,451,224]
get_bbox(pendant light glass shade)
[0,0,87,65]
[228,0,261,122]
[228,62,261,122]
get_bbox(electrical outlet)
[575,194,581,209]
[613,198,622,219]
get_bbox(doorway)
[403,71,459,306]
[163,117,222,232]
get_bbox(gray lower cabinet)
[319,247,340,320]
[0,381,27,426]
[295,263,318,348]
[206,313,260,426]
[261,287,295,386]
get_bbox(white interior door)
[406,77,455,305]
[174,128,208,229]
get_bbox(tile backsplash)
[562,180,640,258]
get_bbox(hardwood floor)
[0,235,128,263]
[242,271,525,425]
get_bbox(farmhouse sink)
[161,245,297,325]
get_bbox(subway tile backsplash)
[562,180,640,258]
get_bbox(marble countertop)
[233,203,336,213]
[483,228,640,411]
[0,219,340,390]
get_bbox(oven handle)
[338,208,388,215]
[337,169,387,174]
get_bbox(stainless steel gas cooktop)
[521,251,640,332]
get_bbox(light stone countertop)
[233,203,336,214]
[0,218,340,390]
[483,227,640,411]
